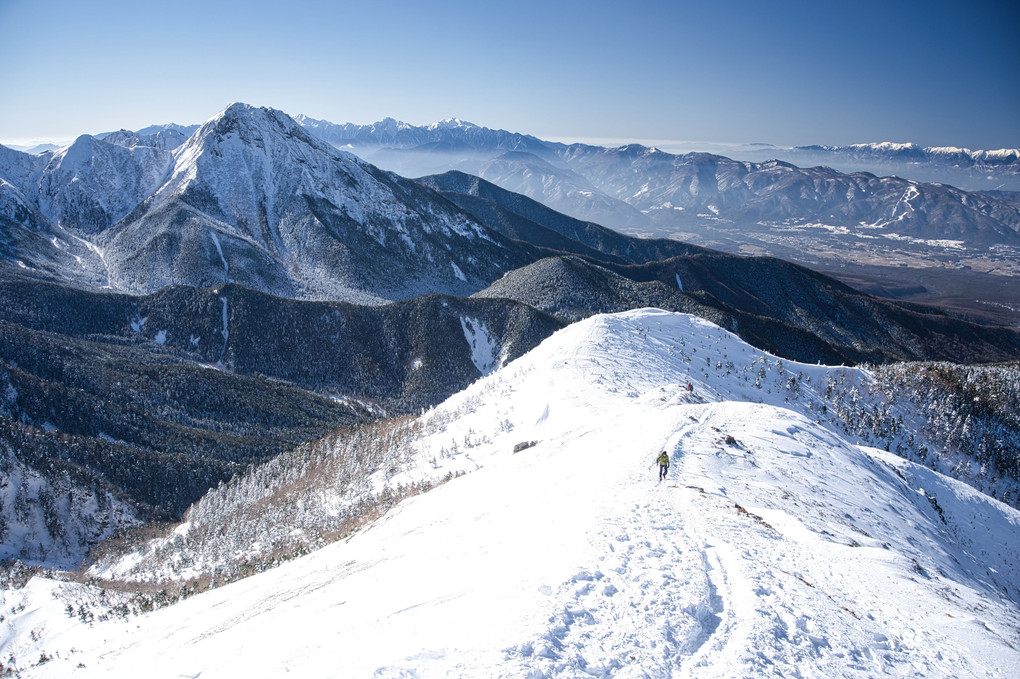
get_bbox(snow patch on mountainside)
[460,315,501,375]
[217,296,229,365]
[209,230,229,279]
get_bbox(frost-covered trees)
[821,362,1020,507]
[88,415,457,587]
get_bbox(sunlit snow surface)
[7,310,1019,677]
[460,315,502,376]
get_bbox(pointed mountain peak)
[220,101,258,117]
[369,117,414,134]
[205,102,303,136]
[50,134,114,171]
[168,103,329,177]
[153,102,349,218]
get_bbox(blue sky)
[1,0,1018,149]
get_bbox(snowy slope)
[35,134,173,233]
[5,309,1019,677]
[0,179,109,286]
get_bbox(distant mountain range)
[292,114,551,156]
[295,115,1020,188]
[293,115,1020,239]
[19,121,1018,192]
[10,111,1017,285]
[291,114,1020,324]
[735,142,1020,192]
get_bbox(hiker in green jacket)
[656,451,670,481]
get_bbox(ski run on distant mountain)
[3,310,1018,677]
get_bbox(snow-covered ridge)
[82,309,1020,585]
[12,309,1013,677]
[0,132,174,235]
[809,141,1020,165]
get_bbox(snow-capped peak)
[834,141,1020,163]
[975,148,1020,162]
[372,116,414,132]
[207,102,311,141]
[92,102,516,301]
[427,117,479,131]
[152,102,345,209]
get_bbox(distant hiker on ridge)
[656,451,670,481]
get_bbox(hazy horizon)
[2,0,1017,150]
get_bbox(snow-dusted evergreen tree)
[822,362,1020,505]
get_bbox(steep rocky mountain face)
[115,104,535,301]
[0,179,107,287]
[0,133,174,235]
[39,135,175,235]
